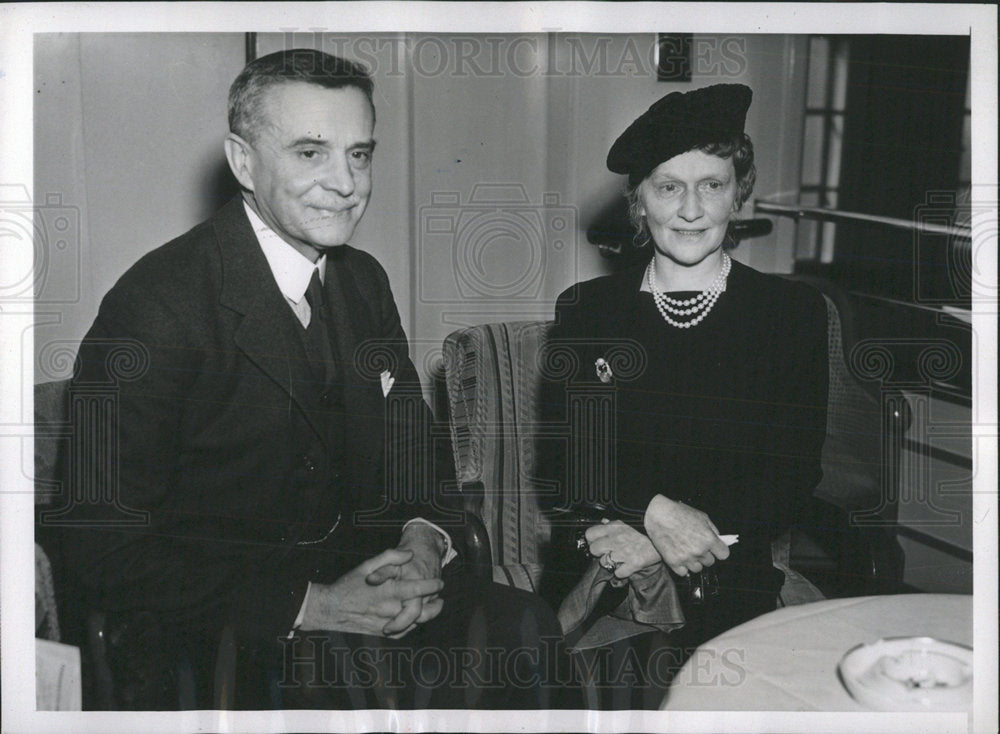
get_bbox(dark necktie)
[304,268,337,386]
[305,268,326,321]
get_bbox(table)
[661,594,972,710]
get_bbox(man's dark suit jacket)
[66,198,456,648]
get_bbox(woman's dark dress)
[541,258,829,706]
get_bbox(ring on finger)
[599,551,623,572]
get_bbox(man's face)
[237,82,375,259]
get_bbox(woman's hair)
[625,133,756,249]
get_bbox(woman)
[541,84,829,708]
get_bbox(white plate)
[839,636,972,711]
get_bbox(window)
[793,35,970,308]
[796,36,850,263]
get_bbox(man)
[65,49,570,709]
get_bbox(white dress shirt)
[245,201,326,328]
[241,202,455,633]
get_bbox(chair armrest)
[460,481,494,577]
[791,494,905,598]
[855,387,907,592]
[856,526,905,595]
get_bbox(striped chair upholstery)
[442,296,903,604]
[443,322,553,592]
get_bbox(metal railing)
[754,200,972,242]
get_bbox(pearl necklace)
[646,253,731,329]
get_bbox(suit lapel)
[214,199,328,443]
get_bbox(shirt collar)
[243,201,325,305]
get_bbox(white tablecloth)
[661,593,972,710]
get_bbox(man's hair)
[228,49,375,142]
[625,133,756,249]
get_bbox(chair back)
[35,379,71,506]
[443,321,553,590]
[813,296,885,513]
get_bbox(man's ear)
[224,133,255,192]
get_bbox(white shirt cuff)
[289,581,313,638]
[289,519,455,638]
[402,517,458,566]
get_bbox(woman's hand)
[643,494,730,576]
[584,520,662,579]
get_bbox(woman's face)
[638,150,738,267]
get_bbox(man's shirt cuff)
[289,582,313,638]
[289,518,455,637]
[402,517,458,565]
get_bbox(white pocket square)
[380,370,395,397]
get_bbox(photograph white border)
[2,3,996,733]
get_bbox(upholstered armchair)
[442,291,906,607]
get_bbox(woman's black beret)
[607,84,753,186]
